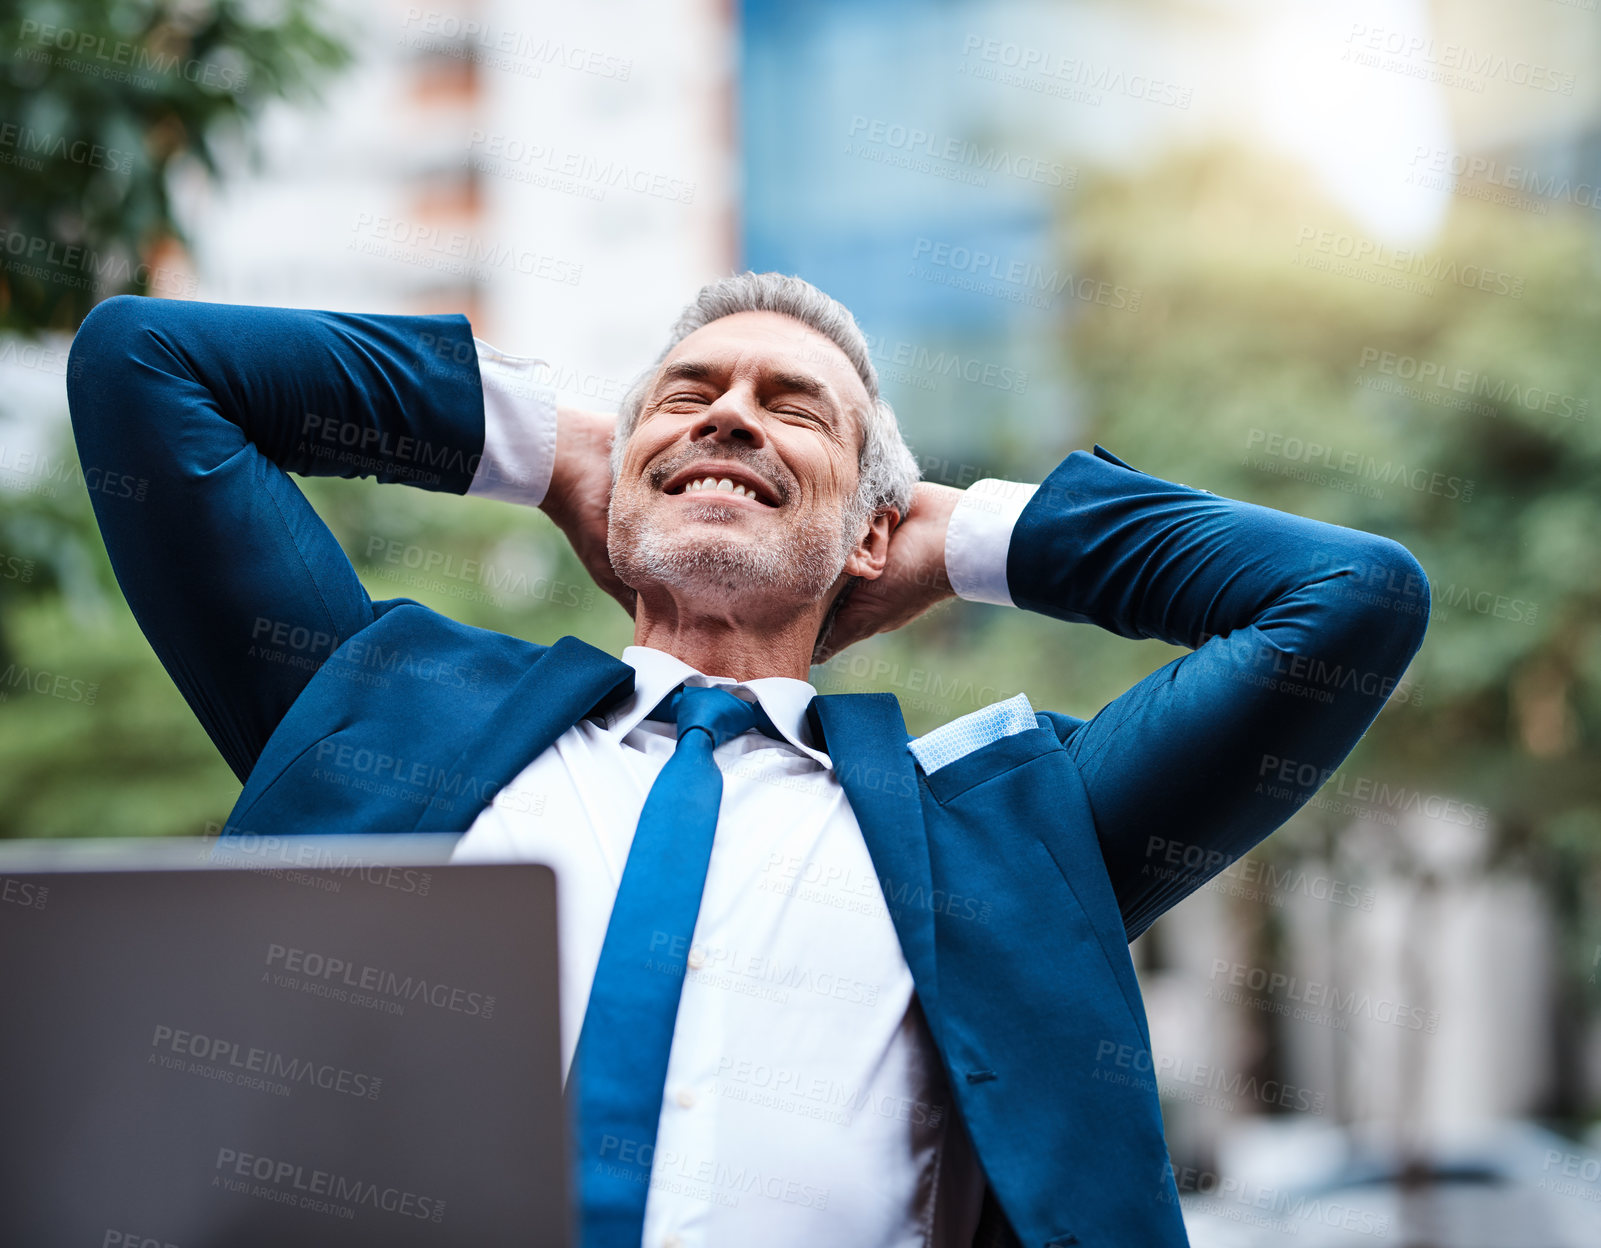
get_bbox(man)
[67,273,1429,1248]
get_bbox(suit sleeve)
[66,294,490,782]
[1006,446,1430,940]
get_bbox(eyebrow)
[766,370,830,405]
[657,360,718,386]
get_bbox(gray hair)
[609,272,921,527]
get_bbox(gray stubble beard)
[607,487,865,608]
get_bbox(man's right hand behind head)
[542,406,637,618]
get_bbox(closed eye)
[662,391,710,404]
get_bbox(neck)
[630,586,830,682]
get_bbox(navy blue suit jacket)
[67,295,1429,1248]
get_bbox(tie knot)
[650,683,782,748]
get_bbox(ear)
[843,506,899,580]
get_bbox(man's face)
[607,310,875,610]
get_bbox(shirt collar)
[601,645,830,768]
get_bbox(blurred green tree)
[1062,143,1601,1119]
[0,0,350,331]
[0,0,353,834]
[1065,144,1601,858]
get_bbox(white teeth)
[682,476,758,500]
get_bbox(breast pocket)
[909,693,1047,792]
[917,725,1062,804]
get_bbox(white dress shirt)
[450,340,1039,1248]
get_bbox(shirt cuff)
[466,337,558,507]
[943,479,1039,607]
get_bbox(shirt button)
[674,1086,697,1109]
[686,946,706,970]
[663,1236,684,1248]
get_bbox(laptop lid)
[0,838,570,1248]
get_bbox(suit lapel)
[809,692,941,1032]
[412,634,635,834]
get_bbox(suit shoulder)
[336,599,549,695]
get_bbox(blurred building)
[177,0,736,409]
[1143,809,1562,1167]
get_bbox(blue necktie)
[568,682,783,1248]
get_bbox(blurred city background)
[3,0,1601,1242]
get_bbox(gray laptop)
[0,837,571,1248]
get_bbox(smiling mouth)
[662,471,781,506]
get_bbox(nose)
[692,386,767,450]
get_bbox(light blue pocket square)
[907,692,1038,775]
